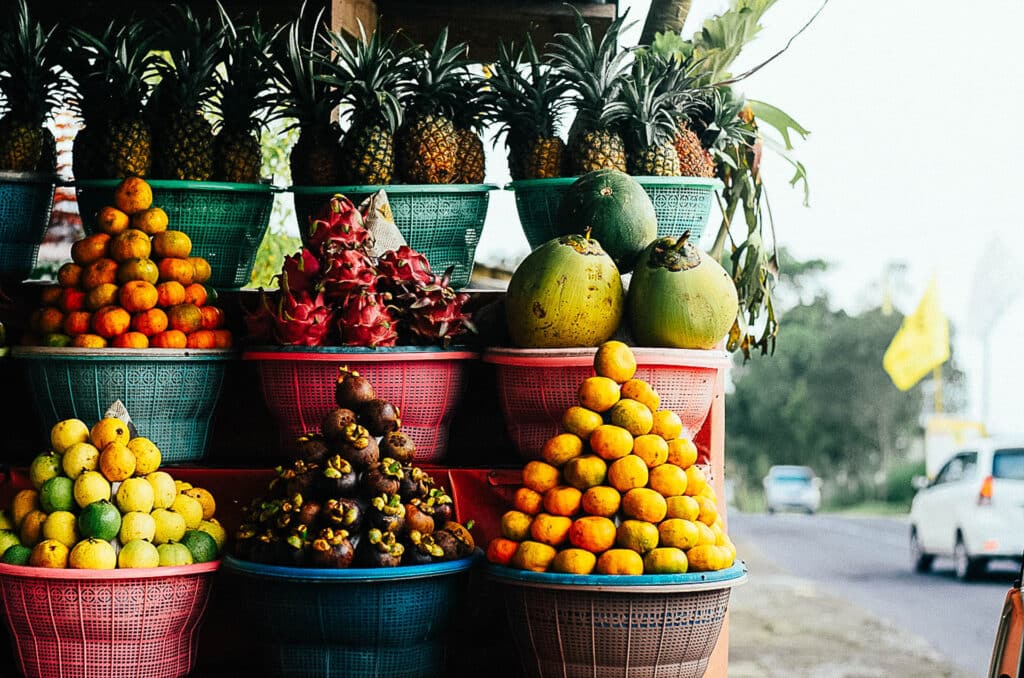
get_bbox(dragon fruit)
[377,246,434,287]
[337,290,399,348]
[398,268,474,345]
[307,195,374,253]
[321,247,378,305]
[242,290,277,344]
[280,248,322,294]
[272,275,335,346]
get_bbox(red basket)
[0,561,220,678]
[243,347,478,464]
[482,347,730,460]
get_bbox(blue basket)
[0,172,56,280]
[221,554,477,678]
[11,347,233,464]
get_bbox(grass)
[828,500,910,517]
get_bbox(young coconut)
[626,230,738,350]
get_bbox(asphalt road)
[729,511,1018,675]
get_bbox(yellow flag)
[883,278,950,391]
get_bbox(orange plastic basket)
[0,561,220,678]
[482,347,730,460]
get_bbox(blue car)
[763,465,822,514]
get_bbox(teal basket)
[221,554,476,678]
[76,179,277,289]
[509,176,723,250]
[11,347,234,464]
[0,172,56,280]
[291,184,498,289]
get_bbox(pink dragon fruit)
[280,248,322,293]
[377,246,434,287]
[336,290,399,348]
[272,274,335,346]
[241,289,277,344]
[307,195,374,252]
[399,267,475,345]
[320,247,378,305]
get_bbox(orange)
[91,306,131,338]
[114,177,153,215]
[485,538,519,566]
[211,330,233,349]
[581,485,621,517]
[542,485,582,517]
[98,441,136,481]
[186,330,216,349]
[683,465,708,497]
[112,332,149,348]
[95,205,130,234]
[588,424,633,461]
[152,230,192,259]
[540,432,583,467]
[633,434,669,468]
[667,438,698,469]
[36,307,65,334]
[694,495,719,526]
[80,258,119,290]
[166,303,203,333]
[150,330,187,349]
[11,489,40,527]
[643,547,689,574]
[608,398,653,436]
[130,206,168,235]
[615,519,660,554]
[57,262,82,288]
[665,495,701,521]
[58,288,86,313]
[577,376,620,412]
[568,515,616,553]
[562,405,603,439]
[500,510,533,541]
[607,455,649,492]
[562,454,607,490]
[132,308,169,336]
[522,460,559,494]
[593,340,637,383]
[183,283,207,307]
[158,258,195,285]
[694,521,717,547]
[62,311,91,336]
[109,229,152,263]
[156,281,186,307]
[72,333,107,348]
[511,541,557,572]
[70,233,111,265]
[622,488,668,523]
[513,487,543,515]
[596,549,644,575]
[199,305,224,330]
[90,417,130,450]
[39,285,62,306]
[188,257,212,284]
[117,257,160,285]
[550,548,597,574]
[658,518,701,550]
[621,378,660,412]
[529,513,572,547]
[651,410,683,440]
[119,281,158,312]
[687,544,732,572]
[85,283,119,311]
[648,463,689,497]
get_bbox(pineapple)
[395,28,467,184]
[682,86,756,179]
[319,23,404,185]
[66,19,157,179]
[274,5,342,186]
[212,16,280,183]
[548,11,631,176]
[0,0,67,173]
[451,73,487,184]
[148,5,224,181]
[482,37,570,180]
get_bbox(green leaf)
[747,99,809,150]
[761,135,810,206]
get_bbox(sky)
[472,0,1024,436]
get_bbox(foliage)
[249,120,300,289]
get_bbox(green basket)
[291,184,498,289]
[0,172,56,280]
[76,179,276,289]
[11,347,234,464]
[509,176,723,251]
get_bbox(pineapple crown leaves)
[0,0,69,124]
[398,27,469,120]
[449,71,488,134]
[273,2,336,132]
[211,10,285,136]
[482,36,571,144]
[149,3,227,113]
[316,21,405,134]
[618,57,689,150]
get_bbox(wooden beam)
[330,0,378,38]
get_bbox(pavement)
[727,534,976,678]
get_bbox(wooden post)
[330,0,378,37]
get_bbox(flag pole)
[933,364,943,413]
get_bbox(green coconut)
[505,232,624,348]
[558,169,657,273]
[627,231,738,349]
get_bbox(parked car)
[988,556,1023,677]
[763,465,822,514]
[909,437,1024,580]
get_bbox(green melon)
[505,233,624,348]
[558,169,657,273]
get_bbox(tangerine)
[500,510,533,541]
[80,258,119,290]
[39,285,62,306]
[199,305,224,330]
[683,465,709,497]
[131,206,168,234]
[593,340,637,383]
[581,485,621,517]
[596,548,644,575]
[540,432,583,467]
[113,177,153,214]
[117,257,160,285]
[633,434,669,467]
[57,262,82,288]
[485,538,519,566]
[211,329,233,349]
[608,398,654,436]
[158,258,195,285]
[71,333,107,348]
[665,495,701,521]
[651,410,684,440]
[542,485,582,516]
[522,460,560,494]
[607,455,650,492]
[167,303,203,333]
[513,487,543,515]
[131,308,169,336]
[621,378,661,412]
[188,257,212,284]
[615,519,659,554]
[577,376,620,412]
[150,330,187,349]
[568,515,616,553]
[667,439,699,469]
[156,281,186,307]
[58,287,86,313]
[70,233,111,265]
[62,311,91,336]
[91,306,131,338]
[36,307,64,334]
[562,454,608,490]
[562,405,604,439]
[511,541,557,572]
[152,230,192,259]
[111,332,149,348]
[550,548,597,574]
[119,280,158,312]
[588,424,633,461]
[108,229,151,262]
[186,329,216,349]
[85,283,119,311]
[649,463,689,497]
[529,513,572,547]
[95,206,130,234]
[622,488,668,523]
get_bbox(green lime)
[29,452,63,489]
[180,529,217,564]
[156,542,193,567]
[0,530,21,556]
[41,333,71,348]
[40,476,74,513]
[2,544,31,565]
[77,500,121,541]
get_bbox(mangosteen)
[322,497,365,533]
[272,460,318,498]
[368,493,406,533]
[359,399,401,436]
[426,488,454,525]
[404,500,435,535]
[233,524,258,561]
[398,466,434,502]
[335,367,376,410]
[403,530,444,566]
[379,431,416,464]
[335,423,379,470]
[321,407,358,445]
[255,499,285,527]
[280,526,310,566]
[433,520,476,561]
[317,455,358,496]
[363,458,404,498]
[295,432,330,465]
[358,528,404,568]
[309,528,355,568]
[297,498,322,527]
[250,531,280,565]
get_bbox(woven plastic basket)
[76,179,276,289]
[291,184,498,289]
[0,172,56,280]
[482,347,730,460]
[12,347,233,464]
[509,176,722,250]
[221,554,475,678]
[243,346,477,463]
[0,561,220,678]
[487,561,747,678]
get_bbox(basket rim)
[290,183,500,195]
[485,560,747,593]
[0,560,221,580]
[11,347,237,361]
[481,346,731,369]
[0,170,58,185]
[222,553,476,582]
[242,345,478,362]
[507,176,723,190]
[74,178,281,193]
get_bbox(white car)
[763,465,822,514]
[910,437,1024,580]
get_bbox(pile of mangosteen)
[234,367,475,568]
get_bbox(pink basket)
[0,561,220,678]
[243,347,478,464]
[482,347,730,460]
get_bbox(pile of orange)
[26,178,232,350]
[486,340,736,576]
